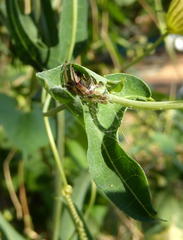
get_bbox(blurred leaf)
[6,0,48,70]
[145,193,183,239]
[166,0,183,35]
[156,193,183,229]
[86,205,107,236]
[151,133,176,155]
[66,139,88,168]
[0,212,25,240]
[105,2,129,24]
[49,0,88,67]
[0,94,49,155]
[25,150,51,191]
[114,0,137,6]
[34,0,58,46]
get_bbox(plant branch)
[18,160,39,239]
[138,0,158,25]
[90,0,99,41]
[3,150,22,219]
[43,95,68,186]
[43,94,88,240]
[62,186,88,240]
[43,104,66,116]
[52,107,65,240]
[84,181,97,219]
[24,0,31,14]
[108,94,183,110]
[101,11,123,71]
[154,0,167,34]
[67,0,78,61]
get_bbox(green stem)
[67,0,78,61]
[154,0,167,34]
[108,94,183,110]
[43,96,88,240]
[123,32,168,70]
[154,0,178,133]
[43,0,88,238]
[101,12,123,70]
[84,181,97,219]
[47,0,79,227]
[43,104,66,116]
[43,95,68,186]
[52,108,65,240]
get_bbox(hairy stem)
[63,186,88,240]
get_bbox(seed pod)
[166,0,183,35]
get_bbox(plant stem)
[154,0,167,34]
[43,95,88,240]
[43,95,68,186]
[138,0,158,25]
[101,11,123,71]
[84,181,97,219]
[43,104,66,116]
[52,108,65,240]
[67,0,78,61]
[24,0,31,14]
[154,0,179,133]
[51,0,80,238]
[18,159,39,239]
[3,150,22,219]
[108,94,183,110]
[90,0,99,41]
[63,186,88,240]
[123,32,168,70]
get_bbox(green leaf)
[37,65,157,221]
[6,0,48,70]
[0,212,25,240]
[105,73,151,100]
[0,94,49,155]
[32,0,58,46]
[83,73,156,221]
[6,0,88,69]
[49,0,88,67]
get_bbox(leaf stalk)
[108,94,183,110]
